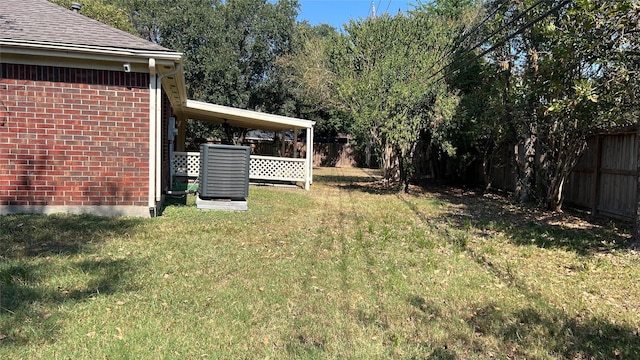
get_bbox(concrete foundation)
[196,196,248,211]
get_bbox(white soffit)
[183,99,315,131]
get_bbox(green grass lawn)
[1,167,639,359]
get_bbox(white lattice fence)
[172,151,200,177]
[250,155,306,182]
[172,152,307,184]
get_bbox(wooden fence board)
[313,142,356,167]
[565,130,637,221]
[486,128,638,222]
[596,173,636,220]
[601,133,636,171]
[575,137,598,169]
[565,171,594,209]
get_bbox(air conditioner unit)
[198,144,250,200]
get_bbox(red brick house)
[1,0,315,217]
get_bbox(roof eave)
[0,39,316,133]
[0,39,182,62]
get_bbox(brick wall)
[0,63,150,207]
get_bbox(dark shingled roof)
[0,0,171,52]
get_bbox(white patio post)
[305,126,312,190]
[309,126,314,184]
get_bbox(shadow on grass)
[395,185,638,357]
[419,189,637,358]
[0,214,143,347]
[410,295,640,359]
[159,194,189,215]
[395,185,633,256]
[426,349,457,360]
[338,182,403,196]
[324,172,633,255]
[0,214,143,258]
[314,175,381,185]
[315,172,400,196]
[1,258,138,347]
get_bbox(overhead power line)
[434,0,572,83]
[425,0,511,77]
[384,0,392,15]
[427,0,551,81]
[457,0,510,49]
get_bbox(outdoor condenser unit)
[198,144,250,200]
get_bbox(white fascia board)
[185,99,315,130]
[0,39,182,62]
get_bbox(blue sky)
[296,0,414,29]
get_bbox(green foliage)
[321,12,466,184]
[537,0,637,207]
[49,0,137,34]
[115,0,299,110]
[530,0,639,209]
[106,0,300,144]
[413,0,481,18]
[281,11,472,179]
[445,0,639,209]
[211,0,299,111]
[276,22,353,136]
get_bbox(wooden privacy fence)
[485,128,638,221]
[313,142,358,167]
[245,140,360,167]
[565,129,638,221]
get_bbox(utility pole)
[371,0,376,18]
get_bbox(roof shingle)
[0,0,171,52]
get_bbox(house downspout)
[155,75,162,204]
[148,58,157,216]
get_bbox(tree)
[49,0,137,33]
[110,0,300,145]
[415,0,481,20]
[295,12,467,189]
[276,22,353,137]
[532,0,639,211]
[210,0,300,143]
[455,0,639,210]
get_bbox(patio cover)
[178,99,316,190]
[183,100,314,132]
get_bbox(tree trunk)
[543,135,588,212]
[233,128,248,146]
[519,130,536,203]
[481,144,494,191]
[516,45,540,204]
[382,142,399,183]
[403,142,418,193]
[546,175,564,212]
[399,151,406,191]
